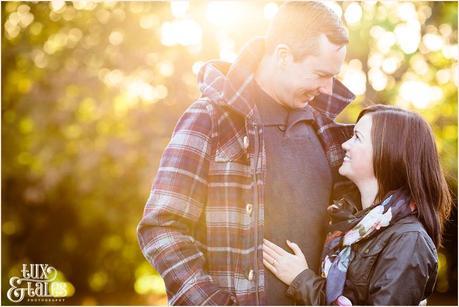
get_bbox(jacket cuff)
[286,268,315,297]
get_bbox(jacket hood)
[197,60,232,104]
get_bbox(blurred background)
[1,1,457,305]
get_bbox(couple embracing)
[137,2,452,305]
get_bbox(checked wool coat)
[137,38,356,305]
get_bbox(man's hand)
[262,238,309,286]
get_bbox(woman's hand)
[263,238,309,286]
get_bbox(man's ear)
[274,44,293,68]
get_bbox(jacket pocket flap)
[358,240,385,258]
[215,137,246,162]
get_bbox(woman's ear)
[274,44,293,68]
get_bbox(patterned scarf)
[321,188,415,305]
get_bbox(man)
[137,1,355,305]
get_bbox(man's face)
[274,35,347,109]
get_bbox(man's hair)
[266,1,349,61]
[357,104,452,248]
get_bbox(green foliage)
[2,1,457,305]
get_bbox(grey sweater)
[254,82,333,305]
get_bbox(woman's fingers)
[263,245,276,264]
[263,238,288,256]
[263,258,277,274]
[263,242,283,258]
[263,243,280,262]
[286,240,304,257]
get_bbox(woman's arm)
[286,268,327,305]
[367,232,438,305]
[263,239,327,305]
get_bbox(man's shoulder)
[186,97,214,115]
[185,97,245,127]
[176,98,217,129]
[186,97,228,117]
[176,98,244,141]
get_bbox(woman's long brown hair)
[357,104,452,247]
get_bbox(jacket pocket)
[348,241,385,284]
[215,138,247,162]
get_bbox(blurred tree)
[2,1,457,305]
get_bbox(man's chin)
[304,95,315,103]
[298,97,314,107]
[290,100,309,109]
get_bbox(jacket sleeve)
[286,269,327,305]
[137,100,237,305]
[367,232,438,305]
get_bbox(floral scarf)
[321,188,415,305]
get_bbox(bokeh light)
[2,1,457,305]
[342,59,366,95]
[264,2,279,20]
[206,1,250,28]
[344,3,362,26]
[395,21,421,54]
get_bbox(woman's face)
[339,114,375,183]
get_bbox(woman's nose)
[342,138,351,150]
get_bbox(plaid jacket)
[137,38,356,305]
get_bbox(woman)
[263,104,452,305]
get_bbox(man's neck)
[254,57,280,105]
[356,178,379,210]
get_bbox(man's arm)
[137,100,236,305]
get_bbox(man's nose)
[319,78,334,96]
